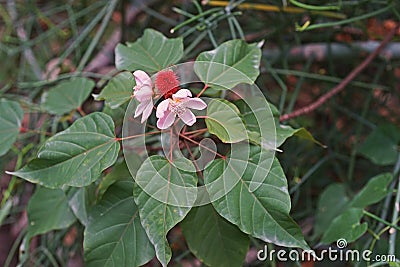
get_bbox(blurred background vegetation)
[0,0,399,266]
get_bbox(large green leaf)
[205,99,248,143]
[115,29,183,73]
[321,208,367,244]
[350,173,393,208]
[0,98,23,156]
[204,145,308,250]
[84,181,154,267]
[133,156,197,267]
[181,204,249,267]
[8,112,120,188]
[42,77,95,115]
[93,72,134,109]
[314,183,349,236]
[27,187,76,237]
[194,40,262,90]
[358,124,400,165]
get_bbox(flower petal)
[184,98,207,110]
[135,84,153,102]
[179,110,196,126]
[141,99,154,123]
[133,70,152,88]
[172,89,192,99]
[134,100,148,118]
[157,110,175,129]
[156,99,170,118]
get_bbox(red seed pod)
[155,70,180,98]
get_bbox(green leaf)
[133,156,198,267]
[235,99,323,148]
[321,208,367,244]
[8,112,120,188]
[68,188,89,226]
[42,77,95,115]
[0,98,23,156]
[84,181,154,267]
[350,173,393,208]
[0,200,12,225]
[93,72,134,109]
[314,184,349,236]
[27,187,76,237]
[181,204,249,267]
[194,40,262,90]
[115,29,183,73]
[206,99,248,143]
[102,103,127,126]
[276,125,325,148]
[358,124,400,165]
[97,161,132,199]
[233,98,276,151]
[204,145,309,250]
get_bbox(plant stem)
[363,210,400,231]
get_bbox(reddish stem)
[280,25,399,122]
[179,133,226,160]
[114,130,162,141]
[197,84,209,97]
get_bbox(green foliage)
[0,99,23,156]
[3,2,400,265]
[321,208,368,244]
[42,77,95,115]
[205,145,309,250]
[133,156,198,266]
[205,99,247,143]
[93,72,135,109]
[194,40,262,90]
[84,181,154,267]
[8,113,120,188]
[316,173,394,244]
[358,124,400,165]
[27,187,76,237]
[115,29,183,73]
[181,204,250,267]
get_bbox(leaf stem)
[114,130,162,141]
[197,84,209,97]
[179,133,225,159]
[363,210,400,231]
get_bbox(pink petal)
[135,84,153,102]
[141,100,154,123]
[133,70,152,88]
[134,100,148,118]
[157,110,175,129]
[156,99,170,118]
[173,89,192,99]
[179,110,196,126]
[184,98,207,110]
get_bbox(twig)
[280,25,399,122]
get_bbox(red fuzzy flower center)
[155,70,180,99]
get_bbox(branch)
[280,25,399,122]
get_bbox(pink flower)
[156,89,207,129]
[133,70,154,123]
